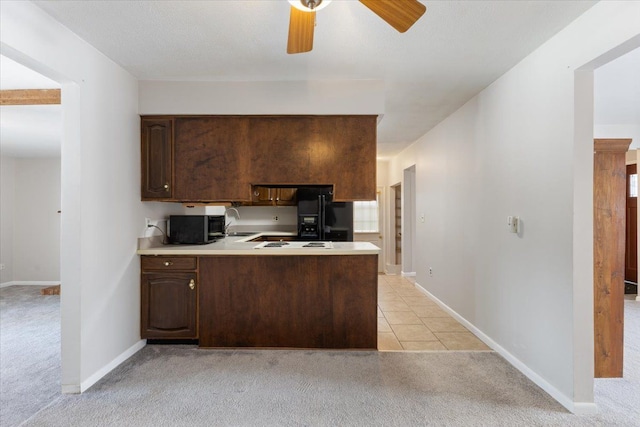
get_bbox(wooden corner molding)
[594,138,632,153]
[0,89,61,105]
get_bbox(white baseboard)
[61,340,146,394]
[572,402,598,415]
[61,384,81,394]
[636,295,640,302]
[1,281,60,288]
[401,271,416,277]
[385,264,401,275]
[413,281,596,415]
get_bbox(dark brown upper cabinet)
[141,118,173,200]
[173,117,252,202]
[140,115,377,202]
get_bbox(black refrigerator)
[297,186,353,241]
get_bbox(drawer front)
[141,256,197,271]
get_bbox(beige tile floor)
[378,275,491,351]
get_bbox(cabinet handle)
[254,191,260,197]
[164,184,170,191]
[189,279,196,290]
[164,261,173,266]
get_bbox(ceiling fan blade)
[359,0,426,33]
[287,6,315,54]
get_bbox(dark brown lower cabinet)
[198,255,378,349]
[141,272,198,339]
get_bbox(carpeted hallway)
[2,285,639,426]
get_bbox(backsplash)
[204,205,297,232]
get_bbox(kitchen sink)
[228,231,259,236]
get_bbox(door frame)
[402,165,416,276]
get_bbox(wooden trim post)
[593,138,632,378]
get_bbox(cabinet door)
[251,186,274,205]
[276,188,297,205]
[141,272,197,338]
[311,116,377,201]
[174,117,252,202]
[249,117,312,184]
[141,118,173,199]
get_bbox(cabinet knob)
[189,279,196,290]
[164,184,170,191]
[164,261,173,266]
[254,191,260,197]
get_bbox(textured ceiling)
[30,0,598,157]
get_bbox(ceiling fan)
[287,0,426,54]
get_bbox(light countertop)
[137,232,381,256]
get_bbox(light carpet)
[594,299,640,422]
[3,285,639,426]
[0,286,60,427]
[21,344,639,426]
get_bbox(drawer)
[141,256,197,271]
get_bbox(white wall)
[594,124,640,148]
[233,206,297,229]
[0,1,181,392]
[386,1,640,413]
[12,157,60,281]
[0,155,15,284]
[594,47,640,149]
[139,80,385,115]
[376,160,389,270]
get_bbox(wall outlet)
[272,216,279,221]
[419,213,425,223]
[0,264,5,271]
[145,217,151,228]
[429,267,433,277]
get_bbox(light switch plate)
[507,216,518,233]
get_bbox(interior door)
[626,163,637,283]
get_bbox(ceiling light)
[288,0,332,12]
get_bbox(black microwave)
[168,215,225,245]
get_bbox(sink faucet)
[225,207,240,235]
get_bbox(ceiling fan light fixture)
[288,0,332,13]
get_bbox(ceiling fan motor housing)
[293,0,327,12]
[304,0,321,10]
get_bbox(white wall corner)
[413,281,591,414]
[77,340,146,394]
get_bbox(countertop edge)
[137,248,380,256]
[137,232,381,256]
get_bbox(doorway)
[402,166,416,276]
[354,187,385,273]
[0,55,63,424]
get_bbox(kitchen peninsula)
[138,233,380,349]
